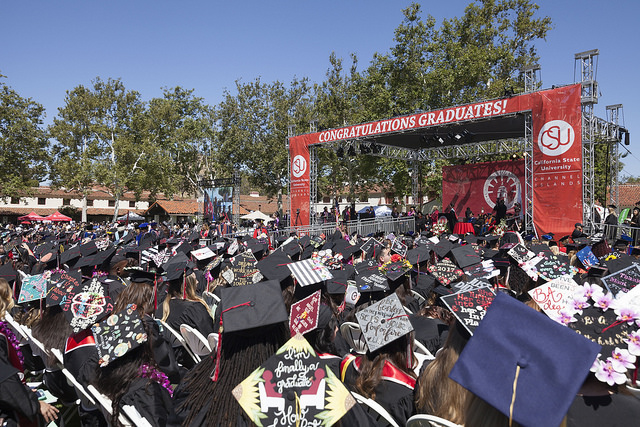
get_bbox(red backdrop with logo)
[442,160,525,217]
[288,84,582,236]
[531,84,583,237]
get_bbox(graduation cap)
[60,244,82,265]
[287,259,333,287]
[332,239,360,260]
[450,245,482,269]
[232,334,355,425]
[257,250,292,283]
[127,269,158,284]
[433,239,454,259]
[427,258,464,286]
[355,293,414,352]
[60,277,114,333]
[380,259,412,286]
[246,239,268,260]
[603,254,635,274]
[324,269,349,295]
[220,281,289,334]
[406,246,430,266]
[281,241,302,258]
[92,304,148,367]
[360,237,383,259]
[75,247,117,270]
[79,240,98,258]
[354,261,389,294]
[0,262,17,284]
[449,292,600,427]
[289,290,322,337]
[190,247,216,262]
[440,286,496,335]
[17,273,48,304]
[413,273,436,300]
[46,270,82,307]
[223,251,260,287]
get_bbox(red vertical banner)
[532,84,583,237]
[289,136,311,226]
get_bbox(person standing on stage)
[604,204,618,243]
[493,198,507,224]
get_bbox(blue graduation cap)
[449,292,600,427]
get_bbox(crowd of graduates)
[1,213,640,427]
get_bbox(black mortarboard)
[281,241,302,258]
[604,254,635,274]
[0,262,17,284]
[587,265,608,278]
[406,246,430,266]
[450,245,482,269]
[60,244,82,265]
[450,293,600,427]
[79,241,98,257]
[332,239,360,259]
[324,269,349,295]
[433,239,453,258]
[413,274,436,300]
[256,250,292,282]
[128,269,158,284]
[220,281,289,334]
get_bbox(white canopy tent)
[117,212,145,221]
[240,210,273,222]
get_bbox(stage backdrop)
[203,186,233,222]
[288,84,583,237]
[442,160,525,217]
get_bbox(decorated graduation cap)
[355,293,414,353]
[287,258,333,287]
[190,246,216,262]
[379,257,412,285]
[92,304,148,367]
[440,286,496,335]
[449,292,600,427]
[427,258,464,286]
[289,290,322,337]
[222,251,261,286]
[17,273,48,304]
[354,260,389,294]
[360,237,383,259]
[60,277,114,333]
[46,270,82,307]
[232,334,355,426]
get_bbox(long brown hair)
[354,333,416,400]
[113,282,154,316]
[415,321,471,425]
[161,273,210,322]
[0,278,14,319]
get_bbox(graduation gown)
[566,392,640,427]
[155,299,215,338]
[120,378,174,427]
[0,331,40,426]
[340,354,416,426]
[409,315,449,356]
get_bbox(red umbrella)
[43,211,72,222]
[17,211,47,222]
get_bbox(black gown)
[566,392,640,427]
[0,331,40,426]
[155,299,215,338]
[409,315,449,356]
[120,377,175,427]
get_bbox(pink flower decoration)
[572,294,590,313]
[556,310,577,326]
[615,306,639,325]
[593,292,613,311]
[594,359,628,386]
[610,347,636,372]
[590,355,602,373]
[624,330,640,356]
[582,283,604,300]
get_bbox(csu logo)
[292,155,307,178]
[538,120,575,156]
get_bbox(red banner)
[442,160,525,217]
[531,85,583,237]
[289,136,311,226]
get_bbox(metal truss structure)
[294,50,624,234]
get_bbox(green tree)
[0,73,49,199]
[353,0,552,201]
[145,87,217,198]
[50,77,158,221]
[216,77,314,213]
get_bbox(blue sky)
[2,0,638,176]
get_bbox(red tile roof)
[145,200,199,215]
[613,184,640,208]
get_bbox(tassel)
[153,277,158,311]
[183,270,187,300]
